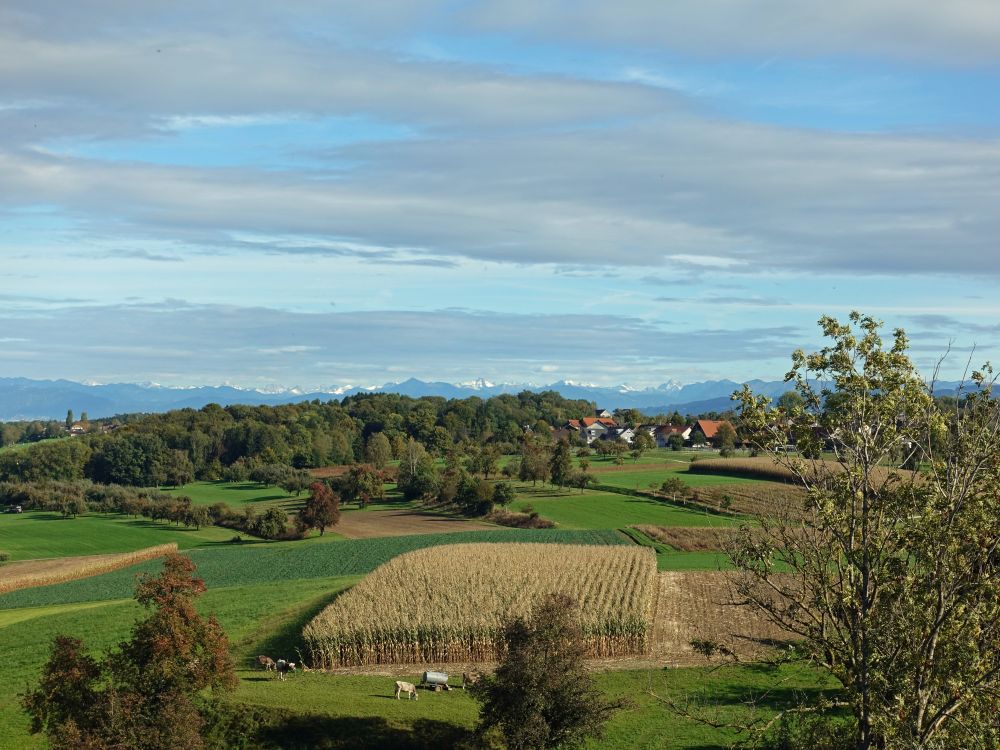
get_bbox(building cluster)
[558,409,734,449]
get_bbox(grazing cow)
[275,660,297,681]
[257,655,275,672]
[394,680,418,700]
[462,671,482,690]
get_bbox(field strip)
[0,598,127,629]
[0,543,178,594]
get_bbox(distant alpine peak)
[458,377,495,390]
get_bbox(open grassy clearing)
[0,528,627,610]
[0,509,249,560]
[161,480,301,510]
[305,543,657,667]
[512,484,742,529]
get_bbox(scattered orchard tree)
[298,482,340,536]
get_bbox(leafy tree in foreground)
[298,481,340,536]
[729,312,1000,750]
[22,554,237,750]
[472,593,621,750]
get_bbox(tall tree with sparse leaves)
[730,312,1000,750]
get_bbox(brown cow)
[257,655,275,671]
[462,671,482,690]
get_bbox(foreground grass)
[0,571,838,750]
[0,510,245,560]
[513,485,742,530]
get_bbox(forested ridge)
[0,391,596,486]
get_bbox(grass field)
[0,561,836,750]
[161,480,301,510]
[512,484,742,530]
[591,465,755,492]
[0,510,247,561]
[0,528,627,610]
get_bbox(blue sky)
[1,0,999,389]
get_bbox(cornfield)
[0,543,178,595]
[303,543,657,668]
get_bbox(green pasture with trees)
[511,485,741,530]
[0,510,245,560]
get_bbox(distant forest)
[0,392,704,487]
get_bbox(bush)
[487,510,555,529]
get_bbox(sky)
[1,0,999,390]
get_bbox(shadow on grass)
[255,715,472,749]
[241,586,354,665]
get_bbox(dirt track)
[334,509,494,539]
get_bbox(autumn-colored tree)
[298,481,340,535]
[22,554,237,750]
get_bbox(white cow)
[394,680,418,700]
[275,660,297,680]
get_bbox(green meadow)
[511,484,741,530]
[0,550,835,750]
[0,510,245,561]
[161,480,301,510]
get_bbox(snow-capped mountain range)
[0,375,970,422]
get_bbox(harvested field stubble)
[635,526,740,552]
[304,543,657,668]
[690,484,807,518]
[0,543,178,594]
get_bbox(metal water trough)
[421,671,451,691]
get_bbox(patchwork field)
[304,543,658,667]
[512,484,742,529]
[0,528,628,610]
[0,510,248,560]
[335,507,494,538]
